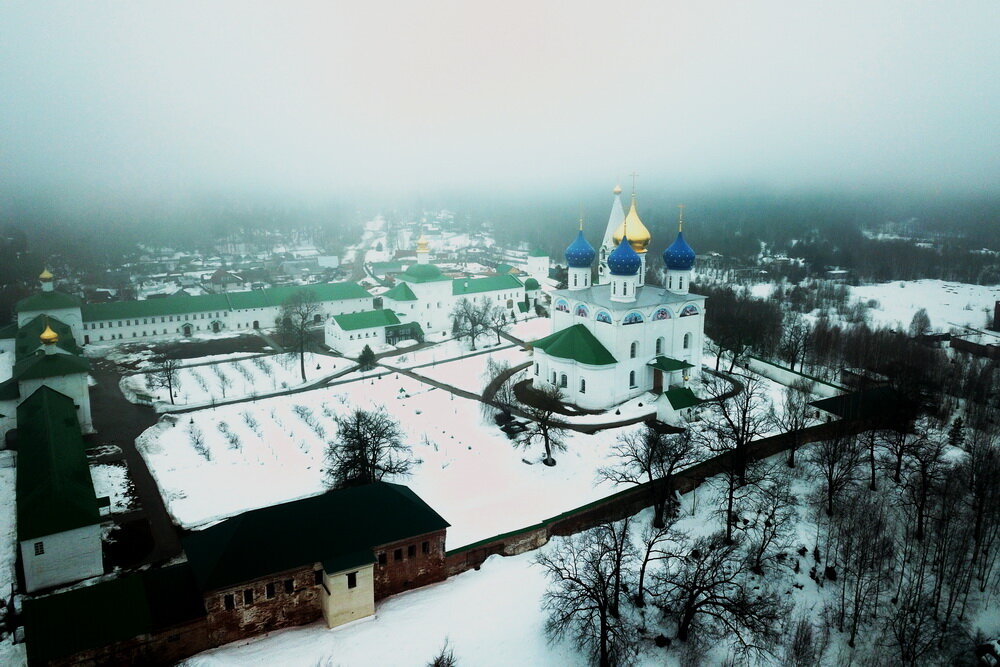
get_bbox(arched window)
[655,337,664,354]
[623,312,643,325]
[574,304,589,318]
[555,299,570,313]
[560,374,568,388]
[680,305,699,317]
[580,378,586,393]
[668,275,673,289]
[629,370,636,387]
[623,283,628,296]
[678,277,684,290]
[596,311,612,324]
[552,372,557,384]
[653,308,672,321]
[683,333,691,349]
[573,274,578,287]
[630,341,638,358]
[534,363,539,376]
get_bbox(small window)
[580,378,586,394]
[630,341,638,359]
[224,594,235,610]
[560,374,567,388]
[33,541,44,556]
[314,569,323,585]
[394,548,403,562]
[347,572,357,589]
[422,541,430,555]
[266,582,275,599]
[284,578,294,594]
[378,552,387,566]
[629,370,636,388]
[408,544,416,558]
[243,589,253,605]
[683,333,691,350]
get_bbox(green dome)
[523,278,540,291]
[400,263,447,283]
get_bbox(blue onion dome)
[564,230,596,268]
[608,236,641,276]
[663,231,696,271]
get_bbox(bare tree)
[487,302,509,345]
[276,289,320,381]
[771,380,813,468]
[744,474,797,575]
[806,429,861,517]
[148,356,181,405]
[597,426,697,528]
[537,523,638,667]
[450,297,491,350]
[634,517,685,608]
[480,357,517,421]
[908,307,931,338]
[325,407,418,487]
[779,312,811,372]
[516,383,568,466]
[700,374,774,543]
[651,530,786,657]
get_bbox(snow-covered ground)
[0,451,25,666]
[183,445,1000,667]
[138,362,637,546]
[852,280,999,330]
[414,345,526,394]
[121,353,349,407]
[89,462,136,514]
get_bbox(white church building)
[530,187,706,420]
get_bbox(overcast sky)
[2,1,998,204]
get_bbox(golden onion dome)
[40,323,59,345]
[415,232,430,253]
[612,195,651,253]
[39,268,54,281]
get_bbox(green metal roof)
[16,290,81,313]
[0,377,19,400]
[323,549,377,575]
[530,324,617,366]
[15,314,81,360]
[665,386,701,410]
[648,356,695,373]
[23,564,205,663]
[523,277,540,290]
[333,309,401,331]
[182,482,449,592]
[81,282,371,322]
[399,263,449,283]
[13,349,91,381]
[529,247,548,257]
[0,321,17,339]
[382,282,418,302]
[452,274,523,296]
[16,387,100,540]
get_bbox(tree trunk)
[299,340,307,381]
[598,610,610,667]
[677,607,697,642]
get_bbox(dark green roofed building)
[16,387,103,593]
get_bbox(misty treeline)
[693,280,999,420]
[537,410,1000,665]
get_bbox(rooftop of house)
[332,309,402,331]
[182,481,449,592]
[80,282,371,322]
[530,323,617,366]
[16,386,100,541]
[549,283,706,312]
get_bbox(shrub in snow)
[190,424,210,461]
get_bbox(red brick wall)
[372,529,447,599]
[204,565,324,646]
[44,619,210,667]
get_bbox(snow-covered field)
[852,280,998,330]
[90,462,136,514]
[414,345,527,394]
[0,452,25,666]
[138,365,635,546]
[121,353,349,407]
[508,316,551,342]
